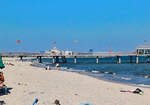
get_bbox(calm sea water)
[32,57,150,87]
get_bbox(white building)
[45,47,61,55]
[136,45,150,54]
[61,50,73,56]
[45,47,74,56]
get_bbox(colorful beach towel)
[120,88,144,95]
[32,98,38,105]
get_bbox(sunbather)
[54,99,61,105]
[0,72,4,86]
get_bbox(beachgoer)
[45,66,51,70]
[54,99,61,105]
[0,72,4,86]
[47,66,51,70]
[56,63,59,70]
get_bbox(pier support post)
[74,56,77,64]
[52,56,55,64]
[38,56,42,63]
[136,55,139,64]
[130,56,133,64]
[62,56,67,63]
[117,56,121,64]
[96,56,99,64]
[147,56,150,63]
[20,56,23,61]
[55,56,59,63]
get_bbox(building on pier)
[45,47,61,55]
[136,45,150,55]
[45,47,74,56]
[61,50,73,56]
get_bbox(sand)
[0,57,150,105]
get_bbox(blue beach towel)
[79,103,93,105]
[32,98,38,105]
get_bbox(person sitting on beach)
[45,66,51,70]
[54,99,61,105]
[0,72,4,86]
[55,63,59,70]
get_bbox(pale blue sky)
[0,0,150,52]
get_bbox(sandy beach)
[0,57,150,105]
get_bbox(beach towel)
[79,103,93,105]
[120,88,144,95]
[32,98,38,105]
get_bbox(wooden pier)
[1,52,150,64]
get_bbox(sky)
[0,0,150,52]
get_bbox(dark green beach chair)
[0,56,4,69]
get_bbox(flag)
[89,49,93,53]
[74,40,78,43]
[144,40,147,43]
[108,46,112,52]
[108,49,112,53]
[53,41,56,44]
[16,40,21,44]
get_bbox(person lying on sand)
[0,72,4,86]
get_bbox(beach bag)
[133,88,143,95]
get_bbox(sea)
[30,56,150,87]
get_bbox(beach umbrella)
[0,56,5,69]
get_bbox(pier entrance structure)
[136,45,150,55]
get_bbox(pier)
[1,45,150,64]
[1,52,150,64]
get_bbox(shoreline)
[30,61,150,88]
[1,57,150,105]
[63,69,150,89]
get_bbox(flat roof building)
[136,45,150,55]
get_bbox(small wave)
[137,84,150,88]
[121,77,132,80]
[104,72,109,74]
[112,73,116,75]
[103,71,116,75]
[92,70,99,73]
[144,75,150,79]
